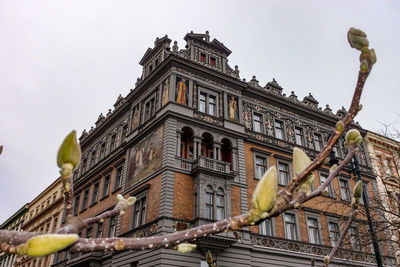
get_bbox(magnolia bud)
[57,131,81,171]
[175,243,196,253]
[347,27,369,51]
[25,234,79,257]
[324,256,330,265]
[206,250,213,264]
[353,180,363,199]
[252,167,277,217]
[115,194,136,215]
[335,121,344,132]
[345,129,362,147]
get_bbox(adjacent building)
[0,204,28,267]
[14,177,64,267]
[365,131,400,265]
[46,31,397,266]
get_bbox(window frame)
[101,173,111,199]
[197,88,219,117]
[113,165,123,192]
[259,218,275,236]
[85,225,93,238]
[318,171,335,198]
[131,193,148,229]
[205,185,214,220]
[253,112,263,133]
[305,213,323,245]
[294,126,304,146]
[73,193,81,216]
[277,160,292,186]
[274,119,284,140]
[314,132,323,152]
[339,178,352,202]
[108,215,117,238]
[327,218,341,247]
[91,180,100,205]
[349,225,362,251]
[283,212,300,241]
[80,187,90,212]
[215,187,225,221]
[96,222,104,238]
[253,152,269,180]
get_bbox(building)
[15,177,64,267]
[365,131,400,265]
[0,204,28,267]
[51,31,396,266]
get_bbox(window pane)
[255,156,266,179]
[278,163,290,185]
[274,121,283,139]
[328,222,340,246]
[216,207,224,220]
[295,127,303,145]
[253,114,262,133]
[259,219,272,236]
[206,192,213,204]
[205,206,212,219]
[284,214,297,240]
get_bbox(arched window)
[180,127,194,159]
[216,188,225,220]
[201,133,214,158]
[205,185,214,220]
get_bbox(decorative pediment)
[336,106,348,118]
[302,93,319,109]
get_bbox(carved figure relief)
[127,126,164,188]
[161,77,169,106]
[131,106,140,130]
[242,108,252,130]
[175,76,189,106]
[228,95,239,122]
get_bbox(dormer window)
[149,65,153,72]
[200,53,206,62]
[210,57,216,66]
[155,59,159,67]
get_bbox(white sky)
[0,0,399,224]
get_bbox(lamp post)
[350,155,383,267]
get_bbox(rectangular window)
[259,219,273,236]
[216,189,225,221]
[73,194,80,216]
[131,196,147,229]
[314,133,323,151]
[96,222,103,238]
[210,57,216,65]
[307,217,321,244]
[284,213,298,241]
[102,174,110,198]
[81,158,87,174]
[253,113,262,133]
[319,172,334,198]
[278,162,291,185]
[200,53,206,62]
[349,226,361,251]
[295,127,304,146]
[91,181,99,205]
[328,222,340,246]
[108,216,117,237]
[332,144,341,158]
[255,155,267,179]
[199,93,206,113]
[339,179,351,201]
[80,188,90,211]
[208,95,216,116]
[114,166,123,191]
[85,226,92,238]
[274,120,284,139]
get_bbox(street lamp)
[350,155,383,267]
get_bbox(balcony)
[176,156,232,175]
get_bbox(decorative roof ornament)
[114,94,125,109]
[106,109,113,117]
[89,126,94,134]
[172,41,178,53]
[95,113,105,127]
[249,75,260,87]
[302,93,319,109]
[324,104,334,115]
[336,106,348,118]
[265,78,283,95]
[288,91,299,102]
[79,129,88,140]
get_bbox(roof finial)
[205,30,210,42]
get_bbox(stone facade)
[365,131,400,265]
[14,177,64,267]
[45,31,396,266]
[0,204,28,267]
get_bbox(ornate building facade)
[15,177,64,267]
[0,204,28,267]
[48,31,396,266]
[365,131,400,265]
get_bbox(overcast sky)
[0,1,399,224]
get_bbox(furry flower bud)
[353,180,363,199]
[347,27,369,51]
[252,167,277,215]
[345,129,363,147]
[115,194,136,215]
[175,243,197,253]
[25,234,79,257]
[57,131,81,171]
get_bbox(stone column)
[213,145,217,160]
[193,136,202,159]
[214,143,221,160]
[232,147,238,172]
[176,131,182,157]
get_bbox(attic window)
[210,57,216,66]
[149,65,153,72]
[155,59,159,66]
[200,53,206,62]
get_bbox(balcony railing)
[251,234,395,266]
[176,156,231,174]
